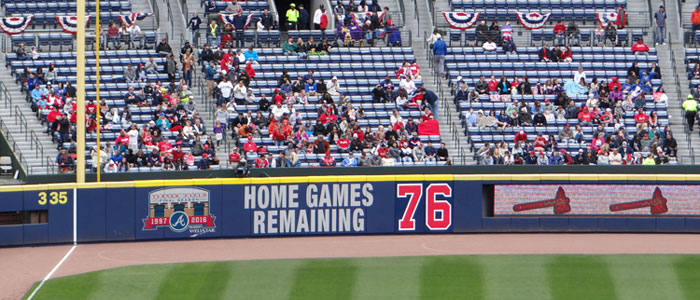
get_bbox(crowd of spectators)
[459,59,675,165]
[200,39,447,168]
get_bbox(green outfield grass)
[24,254,700,300]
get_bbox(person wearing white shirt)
[396,94,407,110]
[426,28,442,47]
[401,77,417,95]
[573,66,586,84]
[232,81,247,104]
[128,24,144,49]
[482,39,498,53]
[217,78,234,104]
[271,103,285,120]
[313,6,324,29]
[327,76,341,96]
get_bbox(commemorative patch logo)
[142,187,216,235]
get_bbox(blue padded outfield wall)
[1,174,700,246]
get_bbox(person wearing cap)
[286,3,299,30]
[298,3,310,30]
[313,4,328,31]
[156,37,172,57]
[683,94,698,131]
[341,152,358,167]
[432,35,447,76]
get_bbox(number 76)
[397,183,452,231]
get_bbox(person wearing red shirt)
[553,21,566,45]
[608,77,621,92]
[319,110,337,124]
[336,136,350,152]
[171,145,185,169]
[243,135,257,152]
[631,39,649,53]
[115,130,129,146]
[514,129,528,143]
[255,155,269,168]
[157,140,172,153]
[578,107,593,125]
[634,109,649,130]
[487,75,498,94]
[533,134,547,151]
[420,107,434,122]
[47,106,61,125]
[86,100,97,115]
[229,150,241,164]
[320,152,336,167]
[615,5,627,29]
[409,62,421,79]
[352,126,364,141]
[244,61,255,78]
[377,144,389,158]
[560,46,572,62]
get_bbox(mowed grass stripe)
[89,264,174,300]
[480,255,551,300]
[673,255,700,300]
[30,269,102,300]
[420,256,485,300]
[288,258,358,300]
[155,262,233,300]
[547,255,617,299]
[607,255,684,300]
[221,259,300,299]
[353,257,424,299]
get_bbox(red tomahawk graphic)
[512,187,571,214]
[609,187,668,215]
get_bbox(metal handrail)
[14,105,28,140]
[150,0,160,30]
[413,0,419,38]
[668,32,694,165]
[0,117,28,174]
[30,130,44,162]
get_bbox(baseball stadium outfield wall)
[1,174,700,246]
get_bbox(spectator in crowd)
[156,37,173,56]
[654,5,666,45]
[553,20,566,46]
[616,5,627,29]
[128,23,144,49]
[475,20,489,46]
[482,39,498,54]
[187,13,202,44]
[314,5,328,31]
[567,21,580,46]
[605,22,617,46]
[298,4,310,30]
[693,6,700,43]
[631,39,649,53]
[432,36,447,76]
[107,22,120,49]
[16,43,28,61]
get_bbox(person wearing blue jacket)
[431,36,447,76]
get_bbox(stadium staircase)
[0,59,56,175]
[411,0,474,164]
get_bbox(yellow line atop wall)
[0,173,691,193]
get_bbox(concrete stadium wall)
[1,174,699,246]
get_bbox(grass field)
[24,254,700,300]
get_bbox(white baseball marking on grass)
[27,245,77,300]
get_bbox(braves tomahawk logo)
[609,187,668,215]
[142,187,216,235]
[512,186,571,214]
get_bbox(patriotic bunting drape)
[595,11,617,26]
[56,16,91,35]
[350,11,386,25]
[219,13,259,29]
[442,12,480,30]
[0,16,33,35]
[118,12,153,26]
[515,11,551,29]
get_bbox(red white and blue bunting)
[515,11,551,30]
[56,16,91,35]
[442,12,480,30]
[118,13,154,26]
[0,16,33,35]
[595,11,618,27]
[219,13,259,29]
[349,11,386,25]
